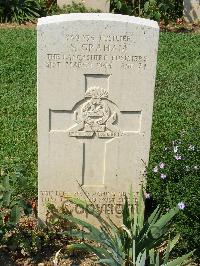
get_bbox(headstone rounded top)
[37,13,158,29]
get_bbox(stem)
[132,0,135,14]
[138,0,141,16]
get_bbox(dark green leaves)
[48,186,193,265]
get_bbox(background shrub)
[0,0,99,23]
[0,0,184,23]
[110,0,184,22]
[0,0,45,23]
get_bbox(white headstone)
[57,0,110,12]
[37,13,159,224]
[184,0,200,23]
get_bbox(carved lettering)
[68,131,94,137]
[44,33,148,71]
[46,53,147,70]
[97,132,122,138]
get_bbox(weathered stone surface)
[184,0,200,23]
[37,13,159,224]
[57,0,110,12]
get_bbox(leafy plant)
[0,0,44,23]
[149,234,193,266]
[110,0,133,15]
[143,0,161,21]
[0,173,44,256]
[0,174,32,243]
[48,186,194,265]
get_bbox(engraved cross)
[49,74,141,187]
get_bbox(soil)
[0,247,96,266]
[159,20,200,33]
[0,22,36,29]
[0,212,97,266]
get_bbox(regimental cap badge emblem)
[68,87,121,138]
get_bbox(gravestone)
[57,0,110,12]
[183,0,200,23]
[37,13,159,224]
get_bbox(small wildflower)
[164,147,168,151]
[173,146,178,153]
[146,193,151,199]
[0,169,4,176]
[185,166,190,171]
[159,162,165,169]
[153,166,158,173]
[194,166,198,170]
[188,145,195,151]
[178,202,185,210]
[161,173,167,179]
[174,155,181,160]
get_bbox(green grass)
[148,32,200,258]
[0,29,37,198]
[151,32,200,148]
[0,29,199,256]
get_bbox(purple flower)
[161,173,167,179]
[174,155,182,160]
[153,166,158,173]
[159,162,165,169]
[188,145,195,151]
[178,202,185,210]
[146,193,151,199]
